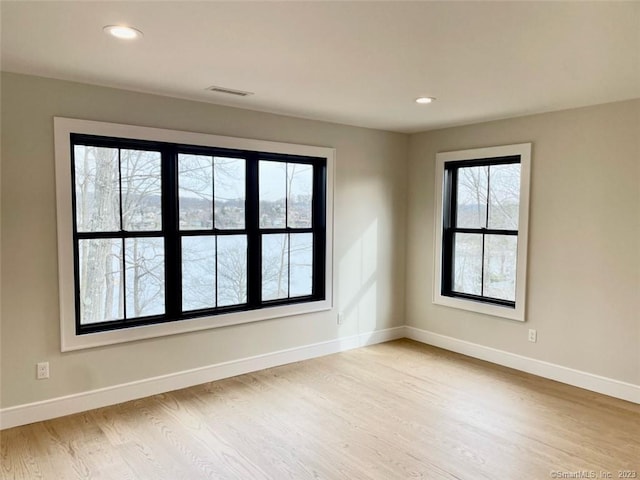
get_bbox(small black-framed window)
[438,149,528,313]
[434,143,530,321]
[69,134,327,335]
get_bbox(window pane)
[453,233,483,296]
[488,164,520,230]
[182,236,216,311]
[121,149,162,231]
[217,235,247,306]
[259,161,286,228]
[456,166,488,228]
[179,154,213,230]
[78,239,124,324]
[262,234,289,300]
[214,157,245,229]
[290,233,313,297]
[74,145,120,232]
[125,238,165,318]
[287,163,313,228]
[483,235,517,301]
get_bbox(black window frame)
[441,155,521,308]
[70,133,327,335]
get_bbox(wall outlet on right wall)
[36,361,50,379]
[528,329,537,343]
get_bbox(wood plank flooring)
[1,339,639,479]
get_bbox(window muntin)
[434,144,531,321]
[69,135,327,335]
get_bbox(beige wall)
[0,73,408,408]
[407,99,640,385]
[2,71,638,410]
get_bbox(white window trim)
[54,117,335,351]
[433,143,531,321]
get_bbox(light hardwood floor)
[1,339,639,479]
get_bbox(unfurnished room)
[0,1,639,479]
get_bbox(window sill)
[433,293,525,322]
[62,298,332,351]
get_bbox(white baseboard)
[0,327,404,430]
[404,326,640,404]
[3,325,637,430]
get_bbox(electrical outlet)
[337,312,345,325]
[528,329,537,343]
[37,362,50,380]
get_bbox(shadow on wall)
[337,218,378,342]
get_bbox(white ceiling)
[2,1,639,133]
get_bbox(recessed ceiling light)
[415,97,436,104]
[103,25,143,40]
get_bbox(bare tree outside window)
[182,236,216,311]
[217,235,247,306]
[74,145,165,324]
[483,234,517,301]
[125,238,165,317]
[214,157,245,230]
[453,233,482,296]
[287,164,312,228]
[75,145,121,324]
[74,145,120,233]
[290,233,313,297]
[259,161,287,228]
[179,154,213,230]
[456,166,488,228]
[262,234,289,300]
[452,163,520,302]
[121,149,162,231]
[78,238,123,323]
[260,161,314,300]
[178,154,247,309]
[488,164,520,229]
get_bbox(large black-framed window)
[70,134,327,335]
[441,155,521,308]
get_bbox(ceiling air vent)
[206,86,254,97]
